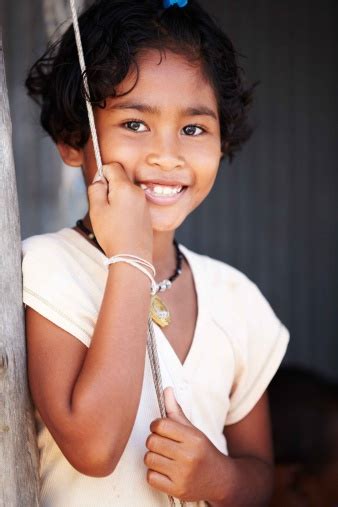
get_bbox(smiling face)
[61,49,223,232]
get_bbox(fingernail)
[92,171,103,184]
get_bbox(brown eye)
[124,121,148,132]
[183,125,204,136]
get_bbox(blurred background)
[1,0,337,381]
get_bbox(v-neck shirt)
[22,227,289,507]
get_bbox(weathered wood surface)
[0,33,40,507]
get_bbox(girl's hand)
[144,387,229,503]
[88,164,153,261]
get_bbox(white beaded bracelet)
[103,255,158,295]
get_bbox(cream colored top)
[22,227,289,507]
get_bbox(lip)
[137,179,189,187]
[143,186,188,206]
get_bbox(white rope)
[69,2,185,504]
[103,254,156,275]
[69,0,103,178]
[103,256,158,295]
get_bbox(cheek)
[100,133,142,179]
[191,148,220,192]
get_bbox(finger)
[164,387,192,426]
[92,170,105,184]
[102,162,130,185]
[88,162,129,207]
[144,451,174,476]
[87,170,109,207]
[147,470,176,496]
[150,417,194,443]
[146,433,181,459]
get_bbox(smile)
[138,182,187,205]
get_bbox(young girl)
[23,0,289,505]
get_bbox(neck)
[152,229,177,281]
[82,213,178,281]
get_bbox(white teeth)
[139,183,183,196]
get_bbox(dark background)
[1,0,337,379]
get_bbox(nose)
[146,133,185,171]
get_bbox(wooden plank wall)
[0,31,40,507]
[2,0,337,379]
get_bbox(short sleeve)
[22,235,100,348]
[225,281,289,425]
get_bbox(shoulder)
[22,229,70,280]
[21,228,84,308]
[22,228,72,259]
[22,227,106,298]
[22,227,103,270]
[22,227,87,256]
[22,229,85,291]
[21,227,103,305]
[21,228,103,348]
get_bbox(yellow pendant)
[150,295,171,328]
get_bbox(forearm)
[207,454,274,507]
[67,263,151,467]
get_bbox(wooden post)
[0,33,40,506]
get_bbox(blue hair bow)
[163,0,188,8]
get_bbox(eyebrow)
[107,101,218,120]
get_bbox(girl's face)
[81,49,223,232]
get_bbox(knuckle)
[175,485,187,500]
[144,451,155,468]
[88,182,104,196]
[103,162,126,181]
[144,451,149,466]
[104,162,122,171]
[102,164,113,177]
[147,469,155,485]
[184,451,195,466]
[150,418,161,433]
[158,418,169,434]
[146,434,156,451]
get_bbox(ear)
[56,142,84,167]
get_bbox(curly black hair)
[26,0,257,162]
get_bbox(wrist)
[207,455,274,507]
[206,453,237,506]
[105,248,153,264]
[105,255,156,295]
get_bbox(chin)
[151,223,177,233]
[150,217,185,233]
[149,209,187,233]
